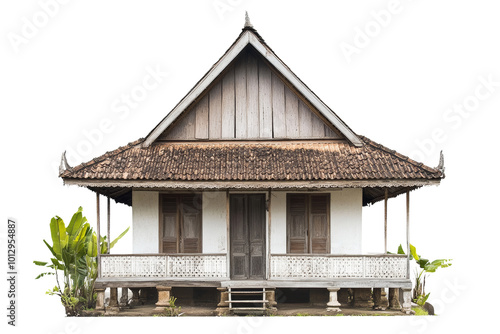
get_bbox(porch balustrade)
[100,253,407,280]
[100,254,228,279]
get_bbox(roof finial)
[59,150,72,175]
[436,150,445,174]
[244,11,253,29]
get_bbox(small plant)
[395,244,452,305]
[163,297,182,316]
[413,306,429,316]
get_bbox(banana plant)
[34,207,129,315]
[397,244,452,302]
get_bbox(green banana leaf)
[50,216,68,260]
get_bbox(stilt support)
[326,287,341,313]
[106,287,120,314]
[129,288,140,307]
[389,288,401,309]
[400,288,412,314]
[154,286,172,312]
[95,288,105,311]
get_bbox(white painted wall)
[131,189,362,255]
[270,191,287,253]
[330,188,362,254]
[269,189,363,254]
[132,191,159,253]
[202,192,227,253]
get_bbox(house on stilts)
[59,16,444,315]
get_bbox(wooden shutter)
[248,194,265,278]
[287,194,308,253]
[309,195,330,254]
[180,194,202,253]
[161,195,178,253]
[230,195,248,279]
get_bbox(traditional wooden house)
[60,16,444,315]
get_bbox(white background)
[1,0,498,333]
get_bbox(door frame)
[228,192,267,280]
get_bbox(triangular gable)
[142,26,363,147]
[158,47,342,141]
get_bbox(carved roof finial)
[59,151,72,175]
[437,150,445,174]
[244,11,253,29]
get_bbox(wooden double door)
[230,194,266,280]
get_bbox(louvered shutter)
[287,194,308,253]
[309,194,330,254]
[180,194,202,253]
[161,195,178,253]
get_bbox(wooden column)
[267,189,271,280]
[384,188,388,254]
[96,193,101,278]
[225,190,230,279]
[406,191,410,279]
[107,196,111,254]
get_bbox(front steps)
[216,287,277,315]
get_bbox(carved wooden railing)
[100,253,228,279]
[270,254,407,279]
[100,253,407,280]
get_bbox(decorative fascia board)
[64,179,440,189]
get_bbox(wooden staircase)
[227,288,268,314]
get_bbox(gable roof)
[142,25,363,147]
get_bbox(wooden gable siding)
[158,49,341,141]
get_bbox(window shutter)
[161,195,178,253]
[309,195,330,254]
[287,194,308,253]
[180,194,202,253]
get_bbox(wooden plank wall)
[159,50,341,141]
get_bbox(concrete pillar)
[95,288,105,311]
[266,289,277,312]
[119,287,129,308]
[326,287,341,313]
[106,287,120,314]
[155,286,172,311]
[129,288,140,307]
[389,288,401,309]
[352,288,374,308]
[400,288,412,314]
[373,288,389,310]
[215,288,230,316]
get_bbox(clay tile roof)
[60,137,443,182]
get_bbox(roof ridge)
[359,135,443,177]
[61,138,145,177]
